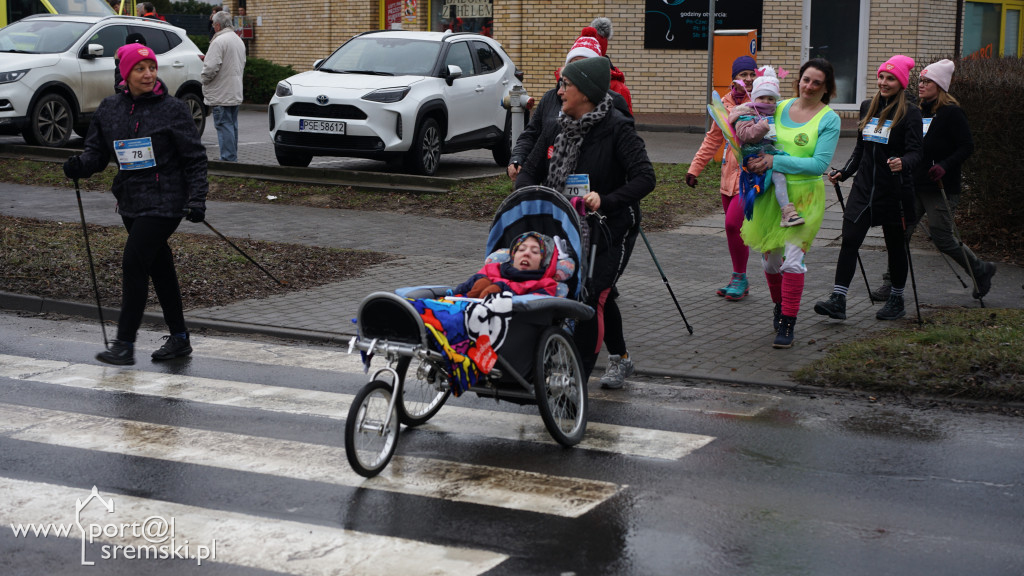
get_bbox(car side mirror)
[445,64,463,86]
[82,43,104,59]
[313,59,323,69]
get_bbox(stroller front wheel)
[396,356,451,427]
[534,327,588,446]
[345,380,400,477]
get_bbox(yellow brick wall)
[236,0,964,114]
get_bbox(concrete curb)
[0,143,457,194]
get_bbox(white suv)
[0,14,207,147]
[269,30,524,176]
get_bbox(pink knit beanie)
[118,43,157,83]
[921,59,954,92]
[877,55,915,89]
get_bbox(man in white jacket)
[202,10,246,161]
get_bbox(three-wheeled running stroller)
[344,186,594,477]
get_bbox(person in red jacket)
[589,17,632,114]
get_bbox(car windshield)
[319,36,442,77]
[0,19,92,53]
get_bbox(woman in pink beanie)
[60,43,209,366]
[821,54,923,322]
[867,59,995,302]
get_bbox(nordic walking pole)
[638,226,693,334]
[201,220,287,286]
[829,171,874,302]
[936,178,984,308]
[893,166,922,325]
[74,179,109,348]
[938,251,969,289]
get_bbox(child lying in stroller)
[450,232,575,298]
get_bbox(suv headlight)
[362,87,411,103]
[0,70,29,84]
[275,81,292,98]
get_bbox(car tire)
[274,145,312,167]
[24,93,73,148]
[405,117,441,176]
[491,112,512,167]
[179,92,206,135]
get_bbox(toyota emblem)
[316,95,329,105]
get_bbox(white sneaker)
[600,354,634,389]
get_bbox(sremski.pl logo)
[9,486,217,566]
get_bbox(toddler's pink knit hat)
[877,55,915,89]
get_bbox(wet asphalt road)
[2,311,1022,575]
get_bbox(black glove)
[184,205,205,223]
[63,155,84,180]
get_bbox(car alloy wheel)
[27,93,73,147]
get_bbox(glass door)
[804,0,868,108]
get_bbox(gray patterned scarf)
[544,94,613,193]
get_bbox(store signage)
[644,0,763,50]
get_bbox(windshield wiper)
[1,49,36,54]
[340,70,394,76]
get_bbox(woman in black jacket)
[64,43,209,366]
[516,56,655,386]
[819,54,923,321]
[868,59,994,301]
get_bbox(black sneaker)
[151,334,193,361]
[813,293,847,320]
[97,340,135,366]
[973,262,996,299]
[876,294,906,321]
[773,315,796,349]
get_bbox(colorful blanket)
[410,292,514,396]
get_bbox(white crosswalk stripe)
[0,403,619,518]
[0,353,716,460]
[1,477,507,575]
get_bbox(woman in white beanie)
[867,59,994,302]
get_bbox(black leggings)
[117,216,186,342]
[835,216,908,291]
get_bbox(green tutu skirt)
[740,175,825,253]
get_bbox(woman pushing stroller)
[515,56,656,385]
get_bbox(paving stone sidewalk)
[2,183,1020,386]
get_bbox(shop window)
[430,0,493,37]
[964,1,1004,57]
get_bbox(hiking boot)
[869,280,892,302]
[151,333,193,361]
[813,293,847,320]
[723,273,749,301]
[600,354,634,390]
[773,315,796,349]
[780,203,804,227]
[875,294,906,321]
[972,261,996,299]
[96,340,135,366]
[773,302,782,332]
[716,273,742,297]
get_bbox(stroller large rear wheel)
[396,356,450,426]
[534,326,587,446]
[345,380,400,477]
